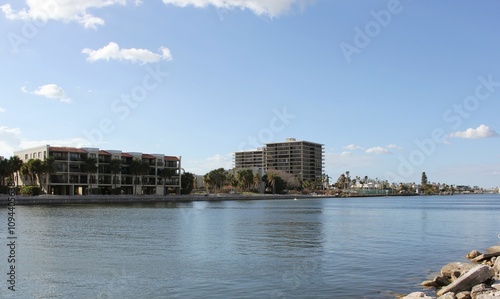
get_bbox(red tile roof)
[142,154,156,159]
[49,146,87,153]
[99,150,112,155]
[121,153,134,158]
[164,156,179,161]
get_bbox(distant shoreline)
[0,193,406,205]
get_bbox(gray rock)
[442,263,477,279]
[402,291,436,298]
[435,275,452,286]
[422,280,438,287]
[475,291,500,299]
[437,292,456,299]
[494,257,500,277]
[456,291,471,299]
[487,246,500,253]
[437,265,494,296]
[471,283,500,299]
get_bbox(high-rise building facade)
[14,145,181,196]
[234,138,324,182]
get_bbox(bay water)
[1,195,499,298]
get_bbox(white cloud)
[161,0,312,17]
[449,125,499,139]
[0,107,5,112]
[82,42,173,64]
[23,84,71,103]
[0,127,94,158]
[365,146,390,155]
[343,144,364,151]
[0,126,22,157]
[340,151,352,157]
[184,153,233,175]
[0,0,128,30]
[387,144,403,150]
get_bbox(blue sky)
[1,0,500,188]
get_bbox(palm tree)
[109,159,121,191]
[128,159,142,195]
[8,156,23,187]
[20,163,31,185]
[30,159,44,187]
[82,157,98,195]
[267,173,278,194]
[0,158,10,186]
[42,157,56,194]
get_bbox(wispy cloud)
[22,84,71,103]
[387,144,403,150]
[343,144,364,151]
[0,0,126,29]
[0,107,5,112]
[365,146,390,155]
[82,42,173,64]
[449,125,499,139]
[161,0,312,17]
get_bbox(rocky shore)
[402,246,500,299]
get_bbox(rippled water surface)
[1,195,499,298]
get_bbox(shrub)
[20,186,41,196]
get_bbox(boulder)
[435,276,452,286]
[467,250,482,259]
[422,280,439,287]
[472,252,500,263]
[403,291,436,298]
[487,246,500,253]
[442,263,476,279]
[494,257,500,277]
[471,283,500,299]
[437,265,494,296]
[455,291,471,299]
[437,292,456,299]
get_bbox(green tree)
[20,163,31,185]
[421,172,428,188]
[8,156,23,187]
[30,159,44,187]
[0,158,10,186]
[203,168,227,193]
[237,169,254,192]
[181,172,195,195]
[82,157,98,195]
[109,159,122,191]
[42,157,56,194]
[129,159,143,195]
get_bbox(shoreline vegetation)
[0,191,495,206]
[0,192,409,206]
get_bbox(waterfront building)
[14,145,181,195]
[234,138,324,182]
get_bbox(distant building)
[234,138,324,182]
[14,145,181,196]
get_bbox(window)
[25,154,28,160]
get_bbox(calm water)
[1,195,499,298]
